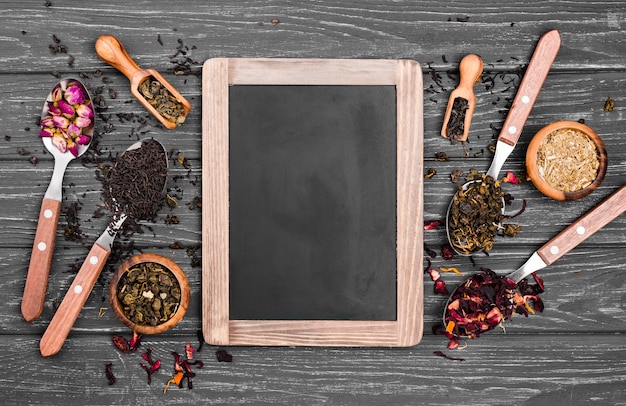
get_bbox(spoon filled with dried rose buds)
[22,78,94,323]
[443,184,626,341]
[39,138,168,357]
[446,30,561,256]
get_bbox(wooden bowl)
[109,253,190,335]
[526,120,607,201]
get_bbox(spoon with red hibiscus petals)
[39,138,168,357]
[443,184,626,339]
[446,30,561,256]
[22,78,94,323]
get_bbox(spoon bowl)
[446,30,561,256]
[39,138,168,357]
[22,78,94,322]
[443,184,626,338]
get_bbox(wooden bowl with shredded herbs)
[109,253,190,335]
[526,120,607,201]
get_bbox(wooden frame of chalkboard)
[201,58,424,346]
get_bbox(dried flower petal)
[185,343,195,360]
[501,171,520,184]
[105,362,116,385]
[112,334,130,353]
[427,269,441,281]
[434,279,449,295]
[216,349,233,362]
[424,220,441,230]
[164,372,184,393]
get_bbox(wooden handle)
[457,54,483,89]
[95,34,142,80]
[22,198,61,322]
[498,29,561,146]
[39,243,110,357]
[537,185,626,265]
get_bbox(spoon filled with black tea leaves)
[22,78,94,323]
[40,138,168,357]
[443,184,626,341]
[446,29,561,256]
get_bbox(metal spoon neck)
[43,157,72,201]
[506,252,548,283]
[486,140,515,180]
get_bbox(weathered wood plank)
[0,0,624,71]
[0,334,624,405]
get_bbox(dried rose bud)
[57,100,75,117]
[75,103,93,118]
[41,115,55,128]
[39,128,54,138]
[74,116,91,129]
[76,134,91,145]
[52,135,67,153]
[52,115,69,129]
[51,84,63,101]
[64,82,85,104]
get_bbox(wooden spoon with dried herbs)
[39,138,168,357]
[95,35,191,129]
[446,29,561,256]
[443,184,626,340]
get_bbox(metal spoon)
[443,184,626,337]
[22,78,94,322]
[446,30,561,256]
[39,138,168,357]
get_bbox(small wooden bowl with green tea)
[109,253,190,335]
[526,120,607,201]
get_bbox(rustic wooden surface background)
[1,0,625,404]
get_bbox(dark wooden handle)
[39,243,110,357]
[498,29,561,146]
[537,185,626,265]
[22,198,61,322]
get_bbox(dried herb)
[442,268,544,347]
[216,349,233,363]
[112,331,142,353]
[536,128,599,192]
[139,77,186,125]
[116,261,182,326]
[433,351,465,362]
[445,97,469,143]
[102,138,167,224]
[140,347,161,384]
[447,171,505,254]
[603,96,614,111]
[105,362,116,385]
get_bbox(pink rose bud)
[40,115,55,128]
[67,123,82,138]
[75,103,94,118]
[39,128,54,138]
[52,115,70,129]
[52,136,67,153]
[64,84,85,105]
[58,100,76,117]
[74,116,92,129]
[51,84,63,102]
[77,134,91,145]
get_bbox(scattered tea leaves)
[444,97,469,143]
[603,96,614,111]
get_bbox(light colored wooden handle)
[39,243,110,357]
[498,29,561,146]
[457,54,483,89]
[537,185,626,265]
[22,198,61,322]
[95,34,142,80]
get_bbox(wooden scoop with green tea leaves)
[39,138,168,357]
[95,34,191,129]
[446,30,561,256]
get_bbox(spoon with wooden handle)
[22,78,94,322]
[441,54,483,143]
[95,34,191,129]
[40,138,168,357]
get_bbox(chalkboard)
[202,58,424,347]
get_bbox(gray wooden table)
[1,0,625,404]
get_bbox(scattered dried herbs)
[116,261,182,326]
[139,77,186,125]
[536,128,599,192]
[445,97,469,143]
[216,349,233,363]
[434,351,465,362]
[603,96,614,111]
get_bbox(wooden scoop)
[441,54,483,143]
[95,34,191,130]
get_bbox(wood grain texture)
[0,0,624,403]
